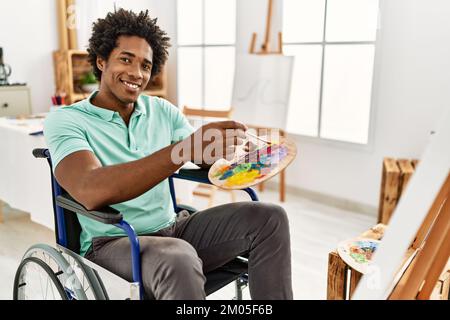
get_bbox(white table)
[0,116,54,229]
[0,115,196,230]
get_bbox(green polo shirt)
[44,91,194,256]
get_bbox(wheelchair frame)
[14,148,259,300]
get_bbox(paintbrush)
[245,131,272,145]
[229,131,272,164]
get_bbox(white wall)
[0,0,58,114]
[276,0,450,209]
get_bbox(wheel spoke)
[37,264,45,299]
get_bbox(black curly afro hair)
[87,9,170,81]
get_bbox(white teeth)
[122,81,139,89]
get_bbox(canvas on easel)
[352,107,450,300]
[231,54,294,130]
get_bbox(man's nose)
[127,62,143,80]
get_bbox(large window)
[283,0,379,144]
[177,0,236,110]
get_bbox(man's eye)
[143,64,151,71]
[121,57,131,63]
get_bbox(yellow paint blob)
[224,169,261,187]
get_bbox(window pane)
[283,0,325,43]
[320,45,375,144]
[284,45,322,136]
[177,47,203,108]
[204,47,235,109]
[177,0,203,45]
[205,0,236,45]
[326,0,379,42]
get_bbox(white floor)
[0,187,376,300]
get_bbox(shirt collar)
[133,95,147,116]
[85,90,147,121]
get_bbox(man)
[45,9,292,300]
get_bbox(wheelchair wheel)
[16,244,106,300]
[13,257,68,300]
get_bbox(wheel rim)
[13,257,68,300]
[22,245,89,300]
[21,244,106,300]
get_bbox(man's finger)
[223,128,246,140]
[216,120,248,131]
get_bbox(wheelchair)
[12,148,259,300]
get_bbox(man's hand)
[174,120,248,166]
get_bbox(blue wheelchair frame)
[36,149,259,300]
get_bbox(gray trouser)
[85,201,293,300]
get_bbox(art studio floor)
[0,187,376,300]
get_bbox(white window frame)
[283,0,381,151]
[176,0,237,107]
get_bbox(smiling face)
[96,35,153,105]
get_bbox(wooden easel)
[350,171,450,300]
[247,0,288,202]
[328,156,449,300]
[327,171,450,300]
[249,0,283,55]
[56,0,78,50]
[388,172,449,299]
[352,107,450,300]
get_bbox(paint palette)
[208,135,297,190]
[337,238,381,274]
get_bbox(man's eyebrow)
[119,51,152,65]
[120,51,136,57]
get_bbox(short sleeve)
[158,98,195,143]
[44,109,93,171]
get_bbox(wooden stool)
[378,158,419,224]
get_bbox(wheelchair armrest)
[176,203,198,214]
[56,194,123,225]
[172,167,211,184]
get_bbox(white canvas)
[231,54,294,129]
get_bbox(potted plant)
[81,71,99,93]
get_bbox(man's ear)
[96,57,105,72]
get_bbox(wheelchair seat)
[57,191,249,297]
